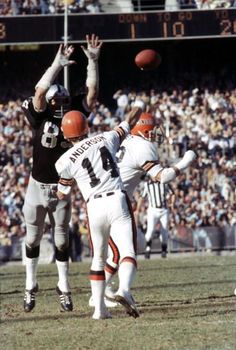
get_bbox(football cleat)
[105,283,116,300]
[56,286,73,312]
[24,284,39,312]
[114,292,140,319]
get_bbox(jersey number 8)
[41,122,60,148]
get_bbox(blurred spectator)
[113,89,129,120]
[195,0,232,8]
[0,0,102,14]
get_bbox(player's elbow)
[33,88,47,112]
[156,168,177,184]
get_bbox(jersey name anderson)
[69,135,106,163]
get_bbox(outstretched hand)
[52,44,76,68]
[125,107,143,130]
[81,34,103,61]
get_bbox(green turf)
[1,254,236,350]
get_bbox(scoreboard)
[0,9,236,45]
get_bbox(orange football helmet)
[61,110,88,139]
[131,112,165,144]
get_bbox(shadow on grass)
[2,308,131,324]
[2,279,234,297]
[0,270,88,281]
[0,286,91,296]
[2,311,90,323]
[137,297,236,319]
[140,263,236,272]
[138,294,235,307]
[133,279,236,292]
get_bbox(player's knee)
[120,255,137,267]
[25,224,42,247]
[54,235,69,251]
[54,226,69,251]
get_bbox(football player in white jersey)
[55,107,142,319]
[104,112,197,299]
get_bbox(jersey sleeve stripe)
[141,160,158,172]
[58,178,74,186]
[114,126,126,143]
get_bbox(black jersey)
[22,95,90,183]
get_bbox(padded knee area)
[54,227,69,251]
[25,224,43,248]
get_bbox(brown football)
[135,49,161,71]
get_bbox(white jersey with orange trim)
[116,134,162,198]
[55,121,130,202]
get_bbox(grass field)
[1,254,236,350]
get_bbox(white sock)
[56,260,70,292]
[117,262,136,295]
[25,256,39,290]
[105,270,114,285]
[90,280,106,314]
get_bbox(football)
[135,49,161,71]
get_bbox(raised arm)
[113,107,143,143]
[153,150,197,184]
[33,44,75,112]
[124,106,143,129]
[81,34,103,110]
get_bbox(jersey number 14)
[82,146,119,188]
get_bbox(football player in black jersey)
[21,34,103,312]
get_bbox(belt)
[31,177,57,190]
[87,190,126,203]
[40,184,57,190]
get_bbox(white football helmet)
[46,84,70,118]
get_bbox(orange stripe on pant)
[120,256,137,268]
[124,191,137,255]
[108,236,120,265]
[105,262,118,274]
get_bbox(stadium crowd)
[0,76,235,259]
[0,0,235,15]
[0,0,102,15]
